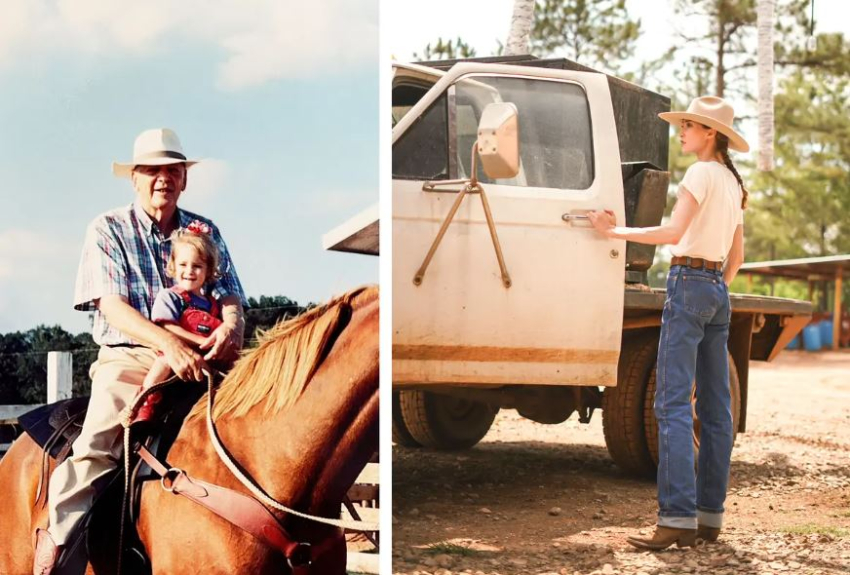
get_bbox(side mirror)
[477,102,519,180]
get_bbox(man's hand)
[99,295,210,381]
[200,322,243,365]
[161,335,209,382]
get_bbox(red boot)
[133,391,163,424]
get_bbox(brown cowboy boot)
[627,526,697,550]
[697,525,721,542]
[32,529,60,575]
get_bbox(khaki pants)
[47,346,156,545]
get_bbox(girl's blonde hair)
[166,229,222,283]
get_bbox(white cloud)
[54,0,187,53]
[185,158,231,201]
[0,1,49,68]
[0,228,83,332]
[0,0,377,88]
[215,1,377,90]
[0,228,78,281]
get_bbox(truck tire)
[398,390,498,449]
[643,352,741,466]
[392,391,421,447]
[602,334,659,478]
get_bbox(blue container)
[820,320,834,348]
[803,324,822,351]
[786,334,801,350]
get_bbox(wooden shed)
[740,254,850,350]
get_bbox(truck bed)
[624,287,812,362]
[625,288,812,315]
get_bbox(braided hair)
[715,132,748,209]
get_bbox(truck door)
[393,63,626,388]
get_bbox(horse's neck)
[222,297,378,517]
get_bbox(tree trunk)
[757,0,775,171]
[505,0,536,56]
[716,16,726,97]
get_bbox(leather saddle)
[19,383,206,575]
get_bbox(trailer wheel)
[602,334,659,478]
[392,391,421,447]
[398,390,498,449]
[644,352,741,466]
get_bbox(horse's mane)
[188,285,377,421]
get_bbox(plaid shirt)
[74,201,246,346]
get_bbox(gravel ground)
[392,350,850,575]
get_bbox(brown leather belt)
[671,256,723,271]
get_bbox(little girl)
[134,220,223,423]
[588,96,748,550]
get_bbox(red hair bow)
[185,220,212,235]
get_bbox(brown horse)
[0,285,379,575]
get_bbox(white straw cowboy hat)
[659,96,750,153]
[112,128,199,178]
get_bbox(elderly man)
[33,128,246,575]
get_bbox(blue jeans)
[655,265,733,530]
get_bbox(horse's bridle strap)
[136,445,337,570]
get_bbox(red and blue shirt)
[151,287,222,337]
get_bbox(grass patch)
[423,542,481,556]
[781,524,850,537]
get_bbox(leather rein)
[118,371,377,572]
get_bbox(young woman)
[588,96,748,550]
[134,221,223,422]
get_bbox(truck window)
[392,93,449,181]
[454,76,594,190]
[392,83,430,127]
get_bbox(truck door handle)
[562,211,598,226]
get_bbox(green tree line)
[414,1,849,312]
[0,295,310,404]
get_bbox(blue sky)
[0,0,378,335]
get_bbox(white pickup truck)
[391,57,812,477]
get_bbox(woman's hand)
[587,210,617,237]
[200,322,243,365]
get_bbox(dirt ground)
[392,350,850,575]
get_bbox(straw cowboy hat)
[112,128,199,178]
[659,96,749,153]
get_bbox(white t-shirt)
[671,161,744,262]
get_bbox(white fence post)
[47,351,73,403]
